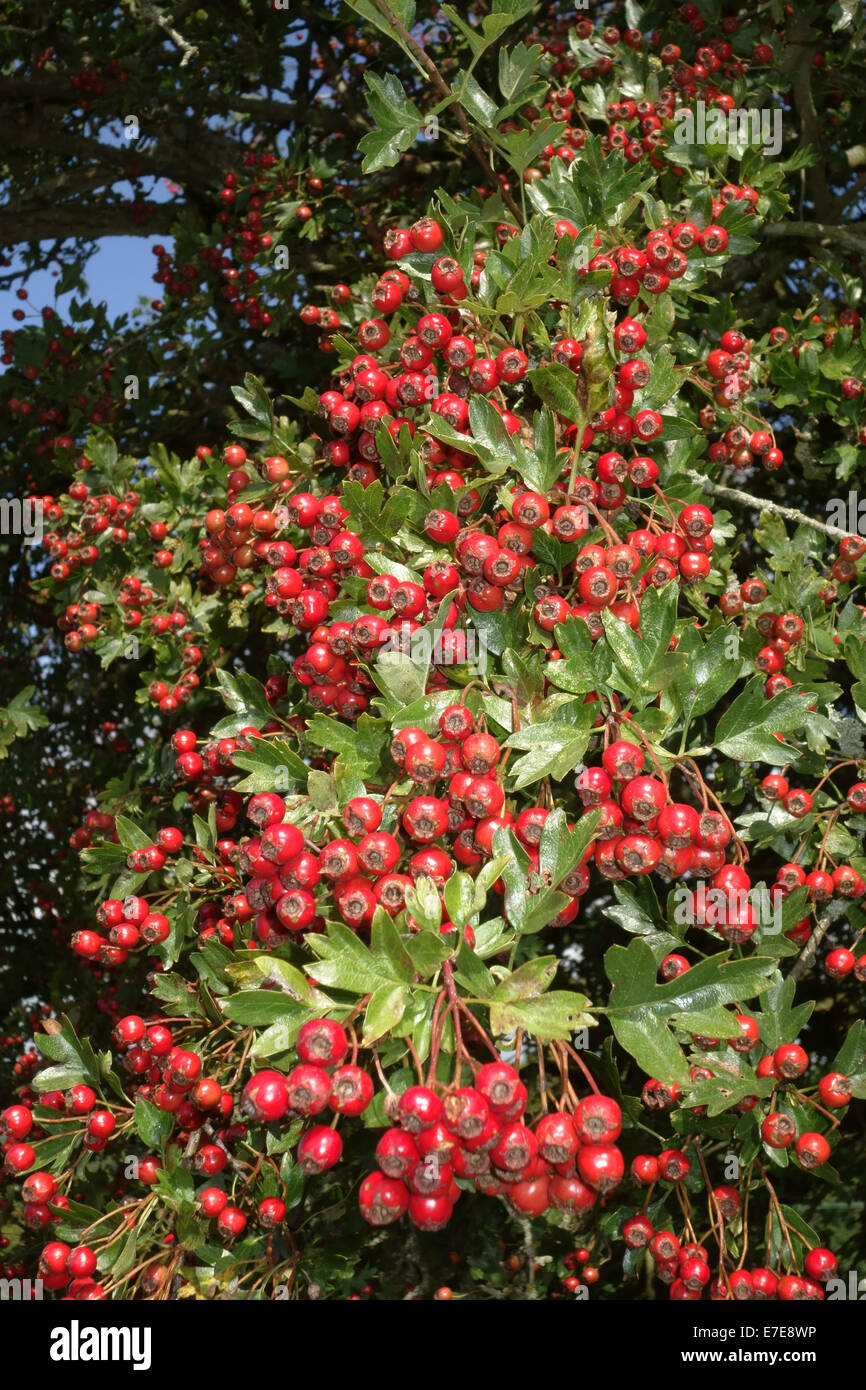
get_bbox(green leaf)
[358,73,424,173]
[154,1155,196,1210]
[755,974,814,1051]
[307,769,337,812]
[250,1011,324,1057]
[34,1016,100,1089]
[467,393,518,461]
[526,363,584,424]
[547,617,598,695]
[373,650,430,709]
[340,479,423,547]
[443,871,477,931]
[674,625,743,722]
[406,932,451,978]
[33,1063,92,1092]
[113,1225,138,1279]
[602,879,681,954]
[211,670,273,735]
[502,647,545,706]
[453,938,497,999]
[113,815,153,851]
[370,909,415,983]
[489,991,594,1042]
[832,1019,866,1098]
[491,827,570,934]
[683,1059,772,1117]
[463,601,523,667]
[714,680,820,762]
[230,737,309,792]
[220,991,310,1026]
[498,42,544,100]
[604,940,777,1086]
[538,807,601,890]
[404,876,442,933]
[150,972,205,1018]
[515,424,561,496]
[334,759,367,806]
[306,920,410,995]
[602,584,677,696]
[230,956,316,1003]
[641,345,680,410]
[493,956,558,1001]
[0,685,48,758]
[780,1205,823,1251]
[604,877,658,930]
[80,841,130,875]
[305,713,388,777]
[440,0,537,58]
[362,984,409,1044]
[504,703,593,790]
[134,1098,173,1150]
[610,1013,691,1087]
[453,71,498,127]
[281,1161,306,1209]
[346,0,417,48]
[193,812,214,852]
[231,373,274,430]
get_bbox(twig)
[556,1038,601,1096]
[405,1036,426,1086]
[789,913,831,982]
[443,961,471,1080]
[140,2,199,66]
[685,470,857,541]
[536,1039,548,1115]
[426,988,448,1085]
[454,995,501,1059]
[761,1167,798,1267]
[520,1219,537,1300]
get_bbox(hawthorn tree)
[2,0,866,1303]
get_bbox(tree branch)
[0,199,178,244]
[138,2,199,66]
[789,914,832,983]
[780,11,831,221]
[685,471,857,541]
[762,219,866,257]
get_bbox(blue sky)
[1,235,173,336]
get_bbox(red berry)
[297,1019,348,1068]
[241,1070,290,1123]
[573,1095,622,1145]
[576,1144,624,1193]
[761,1112,797,1148]
[298,1126,344,1174]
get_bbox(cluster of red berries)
[703,330,780,450]
[150,154,284,331]
[358,1069,623,1230]
[623,1208,839,1301]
